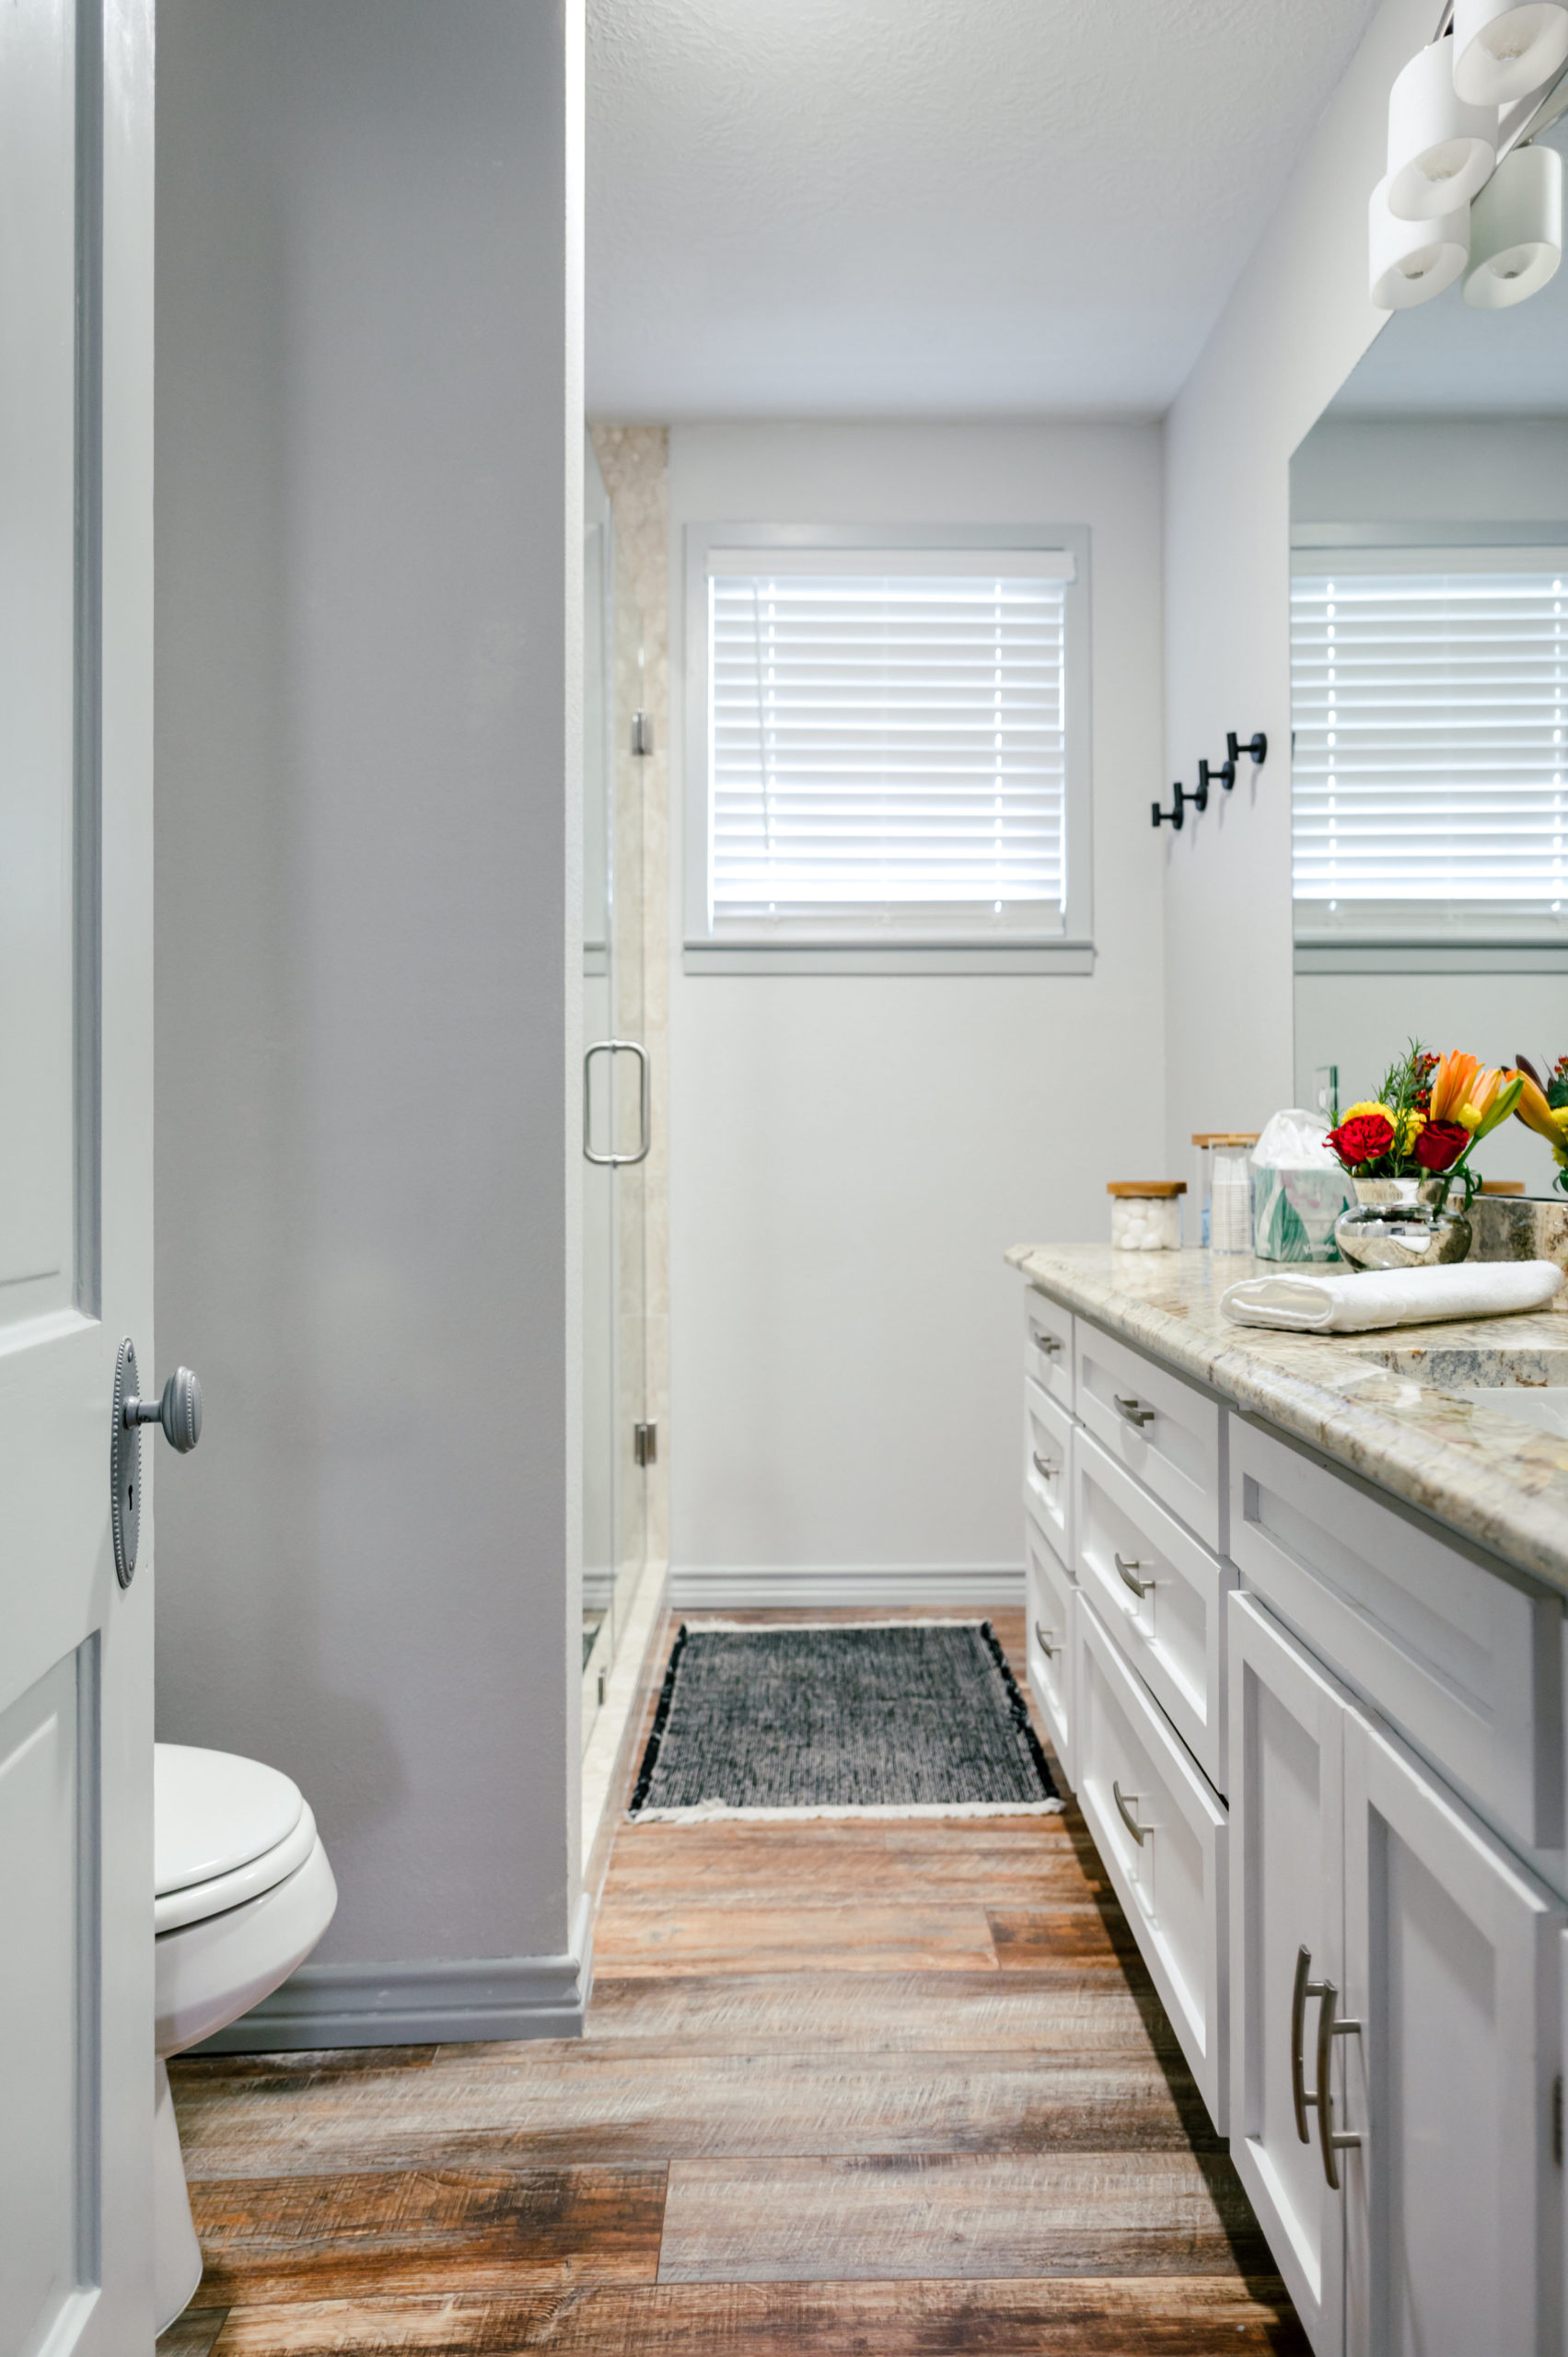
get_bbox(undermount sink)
[1345,1338,1568,1434]
[1438,1385,1568,1437]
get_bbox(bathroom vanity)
[1008,1243,1568,2357]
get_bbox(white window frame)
[682,522,1094,973]
[1291,522,1568,976]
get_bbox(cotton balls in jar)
[1109,1183,1185,1251]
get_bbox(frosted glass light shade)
[1369,177,1470,307]
[1453,0,1568,106]
[1464,140,1563,306]
[1388,40,1498,218]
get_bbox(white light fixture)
[1369,176,1470,306]
[1453,0,1568,106]
[1387,40,1498,218]
[1464,138,1563,304]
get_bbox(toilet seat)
[155,1742,304,1892]
[154,1798,319,1933]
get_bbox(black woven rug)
[628,1620,1060,1821]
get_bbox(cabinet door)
[1342,1707,1564,2357]
[1228,1593,1348,2357]
[1024,1501,1076,1788]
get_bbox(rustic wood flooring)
[165,1608,1306,2353]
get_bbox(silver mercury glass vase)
[1332,1176,1472,1271]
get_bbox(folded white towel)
[1221,1259,1564,1334]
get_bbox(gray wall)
[154,0,584,1990]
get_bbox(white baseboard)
[194,1892,595,2052]
[668,1563,1025,1609]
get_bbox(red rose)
[1328,1112,1395,1166]
[1414,1120,1469,1172]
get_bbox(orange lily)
[1428,1051,1480,1122]
[1515,1070,1568,1149]
[1458,1067,1524,1140]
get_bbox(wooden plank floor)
[167,1608,1307,2354]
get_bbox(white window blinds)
[1292,558,1568,922]
[705,552,1073,932]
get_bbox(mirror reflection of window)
[1290,111,1568,1196]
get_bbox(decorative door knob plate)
[110,1340,203,1588]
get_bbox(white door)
[1342,1706,1564,2357]
[0,0,156,2350]
[1228,1593,1348,2357]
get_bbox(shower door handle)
[583,1039,651,1167]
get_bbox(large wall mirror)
[1290,110,1568,1196]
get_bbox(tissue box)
[1252,1167,1352,1263]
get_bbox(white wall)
[154,0,587,2034]
[1292,414,1568,525]
[668,424,1165,1596]
[1161,0,1437,1160]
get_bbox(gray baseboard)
[668,1563,1026,1609]
[193,1893,595,2052]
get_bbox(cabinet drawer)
[1024,1377,1074,1563]
[1229,1415,1562,1857]
[1075,1426,1234,1794]
[1074,1319,1225,1552]
[1074,1594,1229,2131]
[1024,1287,1074,1414]
[1025,1501,1076,1787]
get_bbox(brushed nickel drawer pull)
[1112,1780,1149,1846]
[1032,1449,1060,1480]
[1114,1551,1155,1599]
[1033,1331,1063,1355]
[1315,1979,1362,2190]
[1291,1945,1330,2143]
[1115,1394,1156,1429]
[1033,1620,1057,1659]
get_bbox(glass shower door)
[581,438,649,1738]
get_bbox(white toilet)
[154,1744,338,2331]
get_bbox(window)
[683,527,1092,971]
[1292,545,1568,949]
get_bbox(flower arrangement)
[1514,1054,1568,1196]
[1324,1042,1523,1205]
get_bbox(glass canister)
[1109,1181,1186,1250]
[1191,1132,1260,1252]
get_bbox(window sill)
[1295,940,1568,975]
[682,938,1097,977]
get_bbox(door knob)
[125,1366,203,1453]
[110,1340,203,1589]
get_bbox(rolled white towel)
[1221,1259,1564,1334]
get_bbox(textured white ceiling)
[587,0,1384,418]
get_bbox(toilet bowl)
[154,1745,337,2332]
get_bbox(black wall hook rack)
[1152,774,1209,830]
[1198,752,1233,796]
[1226,729,1268,769]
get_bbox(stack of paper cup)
[1211,1147,1253,1255]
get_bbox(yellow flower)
[1342,1099,1393,1124]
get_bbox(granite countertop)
[1006,1244,1568,1596]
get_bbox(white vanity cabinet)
[1015,1269,1568,2357]
[1019,1288,1081,1787]
[1230,1591,1564,2357]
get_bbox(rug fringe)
[627,1796,1065,1824]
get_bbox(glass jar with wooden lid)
[1109,1181,1186,1251]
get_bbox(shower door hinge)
[633,1420,657,1468]
[631,710,654,757]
